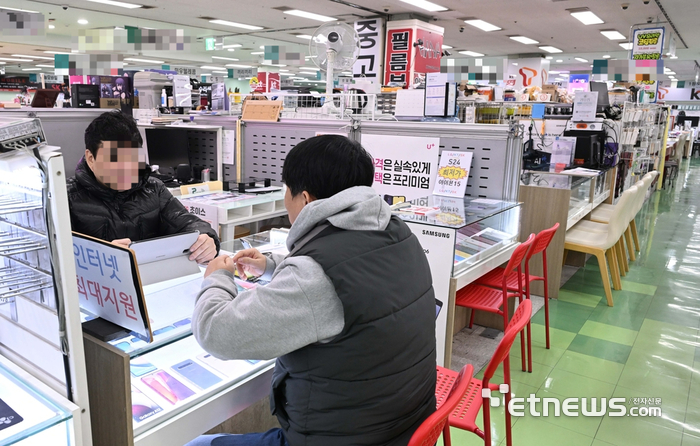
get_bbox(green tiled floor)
[449,160,700,445]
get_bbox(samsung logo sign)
[422,230,450,239]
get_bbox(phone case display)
[0,361,73,446]
[128,336,272,436]
[395,196,522,276]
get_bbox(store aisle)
[450,160,700,446]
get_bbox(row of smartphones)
[131,354,261,423]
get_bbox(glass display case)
[520,169,612,230]
[0,359,74,446]
[394,196,522,277]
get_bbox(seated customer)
[189,135,436,446]
[67,111,219,262]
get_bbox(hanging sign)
[353,18,384,80]
[631,27,665,60]
[384,28,413,85]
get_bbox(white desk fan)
[309,22,360,114]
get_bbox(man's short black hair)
[84,110,142,157]
[282,135,374,200]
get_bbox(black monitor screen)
[677,116,700,128]
[145,128,190,176]
[590,82,610,108]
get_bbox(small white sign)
[173,74,192,107]
[222,129,235,165]
[181,200,220,234]
[337,77,353,85]
[185,184,210,195]
[73,234,151,340]
[433,151,473,198]
[573,91,598,122]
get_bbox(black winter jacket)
[66,157,220,251]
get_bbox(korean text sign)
[384,28,413,85]
[632,27,665,60]
[354,18,384,79]
[362,134,440,201]
[433,151,473,198]
[72,232,152,341]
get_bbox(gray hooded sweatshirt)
[192,186,391,360]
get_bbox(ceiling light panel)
[86,0,143,8]
[539,46,563,53]
[463,19,501,32]
[510,36,539,45]
[209,19,263,30]
[569,9,604,25]
[459,51,484,57]
[400,0,447,12]
[600,30,626,40]
[283,9,336,22]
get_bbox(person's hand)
[204,255,236,278]
[111,238,132,248]
[231,248,267,278]
[189,234,217,263]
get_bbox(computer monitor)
[677,116,700,128]
[30,89,60,108]
[589,81,610,112]
[145,128,190,177]
[71,84,100,108]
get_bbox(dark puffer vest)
[272,217,436,446]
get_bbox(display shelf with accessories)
[394,195,522,368]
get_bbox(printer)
[134,72,172,109]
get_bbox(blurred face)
[284,188,315,224]
[85,141,145,191]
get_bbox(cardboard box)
[542,84,559,102]
[100,98,121,109]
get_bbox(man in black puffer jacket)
[67,111,219,262]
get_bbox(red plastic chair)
[435,299,533,446]
[475,223,560,372]
[408,364,475,446]
[455,233,535,372]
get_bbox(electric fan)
[309,22,360,112]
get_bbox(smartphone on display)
[114,341,131,352]
[0,398,23,431]
[130,359,157,377]
[172,318,191,327]
[153,326,175,336]
[171,359,222,390]
[197,353,250,377]
[435,299,443,319]
[141,371,195,405]
[131,387,163,423]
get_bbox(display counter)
[83,254,276,446]
[518,168,614,298]
[0,356,80,446]
[396,196,522,367]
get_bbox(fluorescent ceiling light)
[556,59,563,62]
[666,71,676,75]
[124,57,164,64]
[603,55,611,59]
[575,57,588,62]
[399,0,447,12]
[545,56,553,60]
[549,71,561,74]
[279,69,289,72]
[464,19,501,32]
[250,51,264,55]
[48,24,55,29]
[212,71,228,74]
[44,51,70,55]
[459,50,484,57]
[0,62,5,64]
[512,63,518,66]
[227,49,236,52]
[570,9,604,25]
[212,56,239,61]
[539,46,563,53]
[123,62,128,65]
[36,64,54,68]
[200,65,226,70]
[209,19,263,31]
[201,73,211,76]
[619,42,633,50]
[302,66,320,71]
[222,44,241,49]
[442,44,452,49]
[86,0,142,9]
[225,64,252,68]
[12,54,52,60]
[77,19,89,25]
[0,57,32,62]
[510,36,539,45]
[600,30,626,40]
[0,6,39,13]
[280,73,295,76]
[261,63,287,67]
[260,45,265,49]
[283,9,336,22]
[296,35,313,40]
[22,68,41,71]
[299,71,318,75]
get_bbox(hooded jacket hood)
[286,186,392,251]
